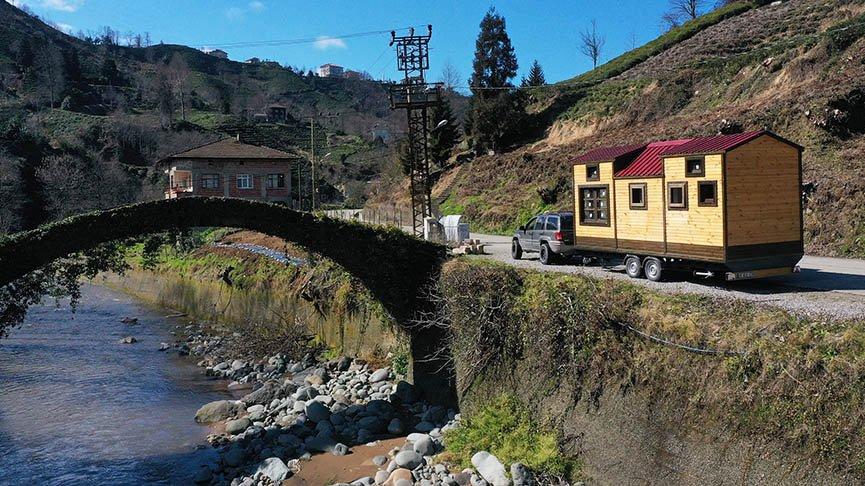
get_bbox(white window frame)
[236,173,253,189]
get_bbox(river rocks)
[510,462,533,486]
[225,417,252,435]
[120,316,138,325]
[412,434,435,457]
[471,452,509,486]
[305,401,331,423]
[395,450,424,470]
[195,400,245,423]
[373,455,388,467]
[414,421,435,433]
[388,418,405,435]
[252,457,290,482]
[333,443,349,456]
[119,336,137,344]
[369,368,390,383]
[223,446,245,467]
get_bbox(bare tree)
[439,61,462,92]
[578,20,606,69]
[669,0,705,20]
[34,46,65,108]
[167,54,190,122]
[663,0,706,30]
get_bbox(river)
[0,283,232,485]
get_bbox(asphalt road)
[470,232,865,319]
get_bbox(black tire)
[539,243,554,265]
[624,255,642,278]
[511,239,523,260]
[644,258,664,282]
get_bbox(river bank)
[171,318,547,486]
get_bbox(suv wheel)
[624,255,642,278]
[644,258,663,282]
[511,239,523,260]
[539,243,554,265]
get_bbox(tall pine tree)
[521,60,546,87]
[467,7,525,152]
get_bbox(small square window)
[201,174,220,189]
[586,164,600,181]
[629,183,646,210]
[698,181,717,206]
[686,157,705,177]
[668,182,687,210]
[266,173,285,189]
[237,174,253,189]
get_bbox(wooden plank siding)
[725,135,801,247]
[614,178,665,252]
[573,161,616,246]
[663,154,725,254]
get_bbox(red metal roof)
[659,130,770,157]
[615,139,691,178]
[575,143,646,163]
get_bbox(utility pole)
[388,25,442,237]
[308,113,339,211]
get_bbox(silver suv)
[512,212,576,265]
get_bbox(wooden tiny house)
[573,130,803,281]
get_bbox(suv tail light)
[553,231,563,241]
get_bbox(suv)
[512,212,576,265]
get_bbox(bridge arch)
[0,197,453,402]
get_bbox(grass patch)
[442,395,580,480]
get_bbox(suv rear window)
[560,214,573,230]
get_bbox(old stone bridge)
[0,197,453,402]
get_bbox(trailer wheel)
[644,258,663,282]
[511,239,523,260]
[539,243,553,265]
[624,255,642,278]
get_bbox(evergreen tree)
[467,7,524,152]
[428,96,460,168]
[470,7,518,98]
[521,60,546,87]
[100,57,120,86]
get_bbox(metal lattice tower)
[388,25,442,237]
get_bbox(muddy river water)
[0,284,232,485]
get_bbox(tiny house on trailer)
[572,130,804,281]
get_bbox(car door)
[521,217,537,250]
[544,215,559,246]
[529,216,546,251]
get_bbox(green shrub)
[442,395,579,479]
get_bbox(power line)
[197,25,426,49]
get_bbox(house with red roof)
[572,130,804,281]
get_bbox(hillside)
[0,1,408,230]
[386,0,865,258]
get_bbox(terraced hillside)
[411,0,865,257]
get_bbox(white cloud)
[224,6,243,20]
[41,0,84,11]
[6,0,84,11]
[54,21,73,33]
[248,1,264,12]
[314,36,346,50]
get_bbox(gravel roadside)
[473,234,865,320]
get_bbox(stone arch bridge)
[0,197,453,402]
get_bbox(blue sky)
[8,0,679,85]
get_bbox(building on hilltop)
[202,48,228,59]
[162,137,300,205]
[317,63,344,78]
